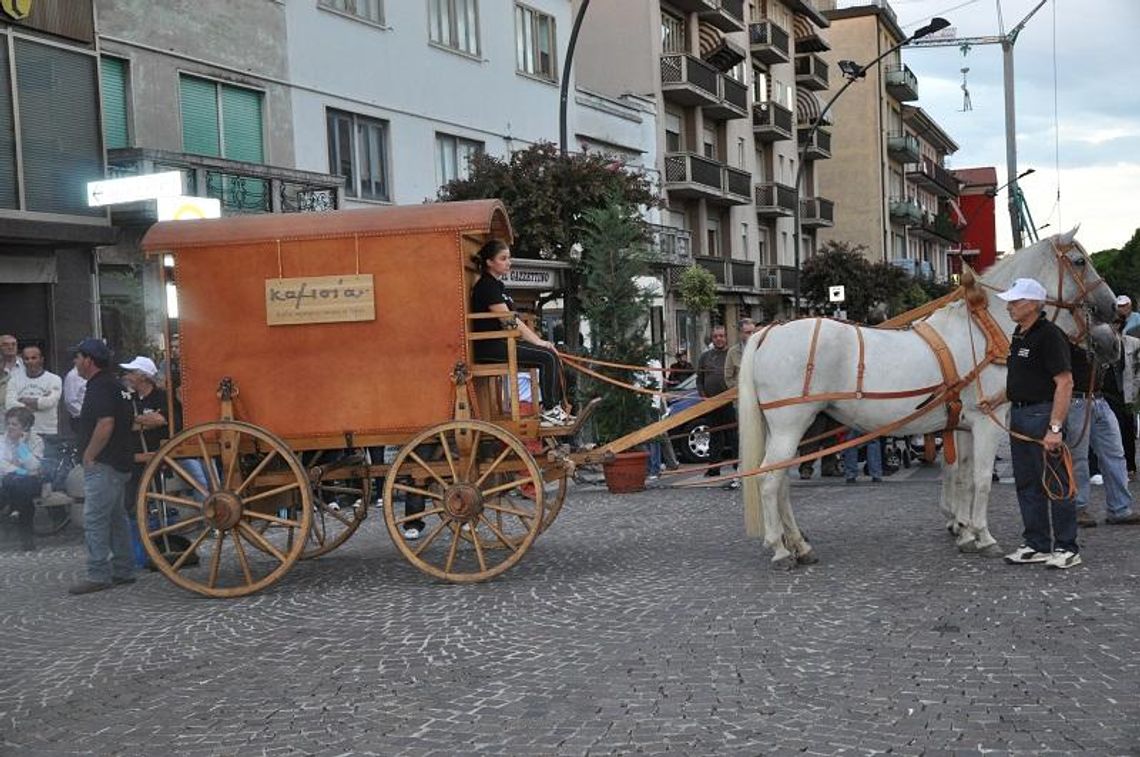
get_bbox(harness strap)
[913,321,963,464]
[802,318,823,396]
[759,384,945,411]
[853,323,866,399]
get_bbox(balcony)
[723,166,753,204]
[794,53,829,91]
[886,132,920,163]
[664,153,722,201]
[705,74,749,121]
[660,54,719,108]
[648,224,693,267]
[798,126,831,160]
[885,65,919,101]
[910,210,961,244]
[694,256,756,289]
[906,158,961,198]
[759,264,799,294]
[748,20,790,65]
[105,148,341,223]
[667,0,716,12]
[800,197,834,229]
[755,182,797,218]
[889,196,923,225]
[787,0,829,28]
[699,0,745,32]
[752,102,794,143]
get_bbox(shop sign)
[507,267,556,290]
[87,171,182,207]
[156,196,222,221]
[265,275,375,326]
[1,0,32,20]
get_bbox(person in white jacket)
[5,345,61,439]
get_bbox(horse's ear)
[960,264,976,288]
[1058,225,1081,247]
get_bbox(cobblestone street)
[3,469,1139,755]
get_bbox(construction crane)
[910,0,1049,250]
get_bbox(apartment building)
[576,0,833,346]
[1,0,113,370]
[816,0,962,281]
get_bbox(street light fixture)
[791,17,951,313]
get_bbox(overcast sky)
[884,0,1140,253]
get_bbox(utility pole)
[910,0,1048,250]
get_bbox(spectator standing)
[120,356,170,508]
[1110,312,1140,479]
[6,345,62,440]
[1115,295,1140,337]
[62,366,87,433]
[997,279,1080,570]
[696,325,732,479]
[0,334,24,411]
[665,348,693,391]
[1,406,42,551]
[68,339,136,595]
[722,319,757,490]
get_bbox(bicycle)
[32,438,80,536]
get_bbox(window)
[773,79,792,109]
[320,0,384,25]
[706,216,721,257]
[515,4,557,81]
[327,108,390,201]
[753,69,768,103]
[702,123,717,160]
[101,57,129,150]
[436,132,483,186]
[179,75,264,162]
[0,37,16,210]
[661,11,685,54]
[664,111,682,153]
[430,0,479,56]
[740,223,748,259]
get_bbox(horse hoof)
[771,555,798,571]
[958,540,979,554]
[796,549,819,565]
[977,543,1004,558]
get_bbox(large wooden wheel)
[298,450,371,559]
[382,420,543,583]
[135,420,312,598]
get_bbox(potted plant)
[577,199,656,493]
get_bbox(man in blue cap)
[68,338,136,594]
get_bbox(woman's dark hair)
[5,406,34,431]
[473,239,509,273]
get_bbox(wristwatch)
[1048,422,1063,434]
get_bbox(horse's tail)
[738,330,766,539]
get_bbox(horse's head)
[1087,321,1122,366]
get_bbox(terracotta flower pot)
[602,450,649,494]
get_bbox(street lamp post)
[790,17,950,314]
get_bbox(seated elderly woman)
[1,406,44,551]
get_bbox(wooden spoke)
[144,490,203,510]
[394,506,445,526]
[473,444,514,489]
[207,530,225,588]
[242,481,301,505]
[443,522,462,574]
[220,427,242,491]
[313,503,354,529]
[412,518,451,557]
[237,521,288,564]
[171,528,212,572]
[147,515,205,540]
[482,476,535,498]
[438,432,459,481]
[166,457,209,498]
[468,521,489,572]
[408,450,450,490]
[231,529,255,586]
[243,509,302,528]
[309,513,326,547]
[477,512,523,553]
[462,429,481,481]
[482,500,537,521]
[235,449,279,496]
[317,484,364,496]
[392,482,444,501]
[197,435,220,492]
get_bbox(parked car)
[664,373,723,464]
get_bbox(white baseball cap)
[119,356,158,378]
[1115,294,1132,306]
[996,278,1048,302]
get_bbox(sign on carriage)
[264,275,375,326]
[828,285,846,303]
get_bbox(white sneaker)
[1003,545,1052,564]
[402,527,421,541]
[1090,474,1104,486]
[1045,550,1082,569]
[540,407,574,426]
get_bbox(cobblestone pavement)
[2,468,1139,756]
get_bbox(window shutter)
[0,37,16,210]
[220,84,264,163]
[15,39,103,216]
[179,75,220,157]
[101,57,129,150]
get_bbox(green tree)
[1091,228,1140,299]
[438,142,659,350]
[577,200,655,444]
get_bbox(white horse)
[738,231,1118,568]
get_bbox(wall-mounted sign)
[507,267,556,290]
[1,0,95,43]
[265,275,375,326]
[1,0,32,20]
[87,171,182,207]
[156,196,222,221]
[828,285,846,303]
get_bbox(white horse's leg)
[758,412,816,568]
[949,432,979,550]
[939,432,963,534]
[776,473,816,564]
[963,422,1003,556]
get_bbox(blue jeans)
[1067,396,1135,517]
[1010,403,1077,553]
[843,432,882,479]
[83,463,134,583]
[648,441,662,477]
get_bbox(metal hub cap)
[203,491,243,530]
[443,484,483,522]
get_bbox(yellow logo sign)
[1,0,33,20]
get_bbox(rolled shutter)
[0,37,15,209]
[220,84,263,163]
[179,75,220,157]
[101,57,129,150]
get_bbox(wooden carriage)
[138,200,579,597]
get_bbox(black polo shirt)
[77,369,135,472]
[1068,343,1105,395]
[1006,315,1071,404]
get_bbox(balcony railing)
[889,196,923,224]
[663,153,751,206]
[660,54,720,107]
[755,182,797,217]
[910,210,961,244]
[648,224,693,267]
[668,0,716,12]
[794,53,829,91]
[695,255,727,285]
[705,74,749,121]
[694,256,756,289]
[886,132,920,163]
[106,148,341,218]
[798,127,832,160]
[752,102,794,143]
[800,197,834,228]
[906,158,961,198]
[724,166,753,203]
[729,258,755,288]
[885,64,919,101]
[699,0,745,32]
[748,20,790,65]
[759,264,799,294]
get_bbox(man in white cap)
[997,277,1080,569]
[1115,294,1140,337]
[119,356,171,512]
